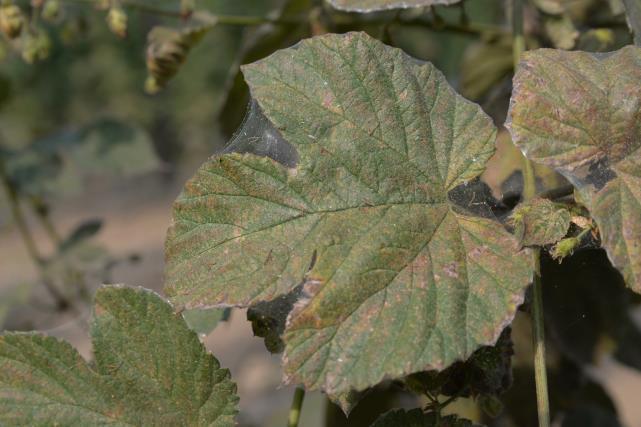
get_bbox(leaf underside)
[0,286,238,426]
[164,32,533,394]
[326,0,460,12]
[507,46,641,293]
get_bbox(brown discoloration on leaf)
[443,262,459,278]
[508,46,641,292]
[164,32,533,394]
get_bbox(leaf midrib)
[174,200,449,271]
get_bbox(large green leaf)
[326,0,460,12]
[0,286,238,426]
[165,32,533,394]
[507,46,641,293]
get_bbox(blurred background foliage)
[0,0,640,426]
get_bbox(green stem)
[287,387,306,427]
[0,161,70,310]
[530,253,550,427]
[512,0,525,70]
[522,158,537,201]
[512,2,550,426]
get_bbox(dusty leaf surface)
[0,286,237,426]
[507,46,641,293]
[510,198,571,247]
[165,32,533,394]
[326,0,459,12]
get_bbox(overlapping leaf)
[165,32,533,394]
[0,286,238,426]
[507,46,641,293]
[326,0,460,12]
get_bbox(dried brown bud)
[0,4,24,39]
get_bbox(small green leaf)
[507,46,641,293]
[550,236,581,261]
[59,219,103,252]
[510,198,571,247]
[6,119,159,198]
[0,286,238,426]
[326,0,460,12]
[165,32,533,394]
[370,409,481,427]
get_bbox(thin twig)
[0,160,70,309]
[530,252,550,427]
[512,0,525,71]
[30,197,62,245]
[59,0,301,24]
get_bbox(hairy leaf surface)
[510,198,571,247]
[0,286,237,426]
[165,32,533,393]
[507,46,641,293]
[326,0,459,12]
